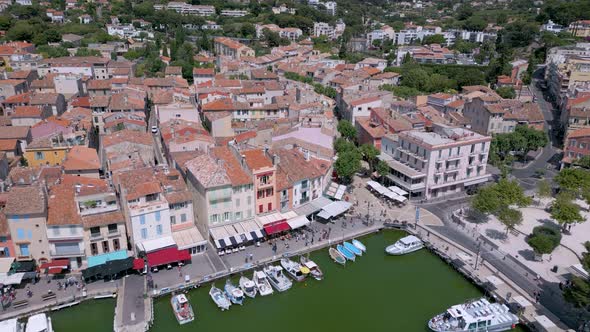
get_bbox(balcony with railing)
[79,200,119,216]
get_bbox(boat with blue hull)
[224,280,245,305]
[337,244,355,261]
[352,239,366,253]
[344,241,362,256]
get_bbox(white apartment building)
[221,9,250,17]
[366,26,396,46]
[379,124,491,200]
[313,21,345,40]
[395,25,442,45]
[158,2,215,16]
[107,24,154,39]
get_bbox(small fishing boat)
[300,256,324,280]
[209,285,231,311]
[386,235,424,255]
[329,247,346,265]
[344,241,362,256]
[25,313,53,332]
[239,276,257,298]
[1,318,23,332]
[352,239,366,253]
[280,258,306,282]
[252,270,273,296]
[170,293,195,325]
[337,244,356,261]
[263,265,292,292]
[224,280,245,305]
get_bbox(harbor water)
[52,231,526,332]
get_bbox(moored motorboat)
[239,276,257,298]
[428,298,519,332]
[385,235,424,255]
[224,280,245,305]
[337,244,355,261]
[352,239,366,253]
[209,285,231,311]
[1,318,23,332]
[170,293,195,325]
[263,265,292,292]
[344,241,362,256]
[25,313,53,332]
[300,256,324,280]
[280,258,306,282]
[252,270,273,296]
[329,247,346,265]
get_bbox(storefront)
[146,247,190,268]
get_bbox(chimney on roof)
[304,150,310,161]
[240,154,246,167]
[272,154,280,166]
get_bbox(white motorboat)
[209,285,231,311]
[252,270,274,296]
[352,239,366,253]
[428,298,519,332]
[0,318,23,332]
[300,256,324,281]
[263,265,292,292]
[25,313,53,332]
[385,235,424,255]
[224,280,245,305]
[170,293,194,325]
[280,258,306,282]
[239,276,257,298]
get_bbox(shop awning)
[293,196,332,216]
[133,258,145,270]
[47,267,64,274]
[318,201,352,219]
[0,257,15,274]
[388,186,408,196]
[39,259,69,271]
[82,257,134,280]
[263,221,291,236]
[367,181,387,195]
[88,250,128,268]
[146,247,191,267]
[287,215,311,230]
[11,260,36,273]
[137,236,176,253]
[0,272,25,285]
[249,230,264,241]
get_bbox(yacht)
[170,293,194,325]
[263,265,292,292]
[25,314,53,332]
[239,276,257,298]
[300,256,324,280]
[209,285,231,311]
[428,298,519,332]
[252,270,274,296]
[0,318,23,332]
[224,280,245,305]
[280,258,306,282]
[385,235,424,255]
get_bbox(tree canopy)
[337,120,357,142]
[472,179,532,232]
[526,225,562,255]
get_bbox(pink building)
[380,124,491,200]
[242,149,277,215]
[0,212,15,257]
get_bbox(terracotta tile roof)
[193,68,215,75]
[202,98,247,111]
[5,186,46,215]
[82,211,125,228]
[102,129,153,147]
[165,66,182,75]
[361,67,381,76]
[0,212,8,236]
[3,92,31,105]
[429,93,454,100]
[349,96,380,107]
[0,126,30,139]
[356,116,386,138]
[0,139,18,151]
[47,182,80,226]
[274,148,330,185]
[567,128,590,138]
[90,95,111,108]
[63,146,100,171]
[114,167,162,201]
[163,191,193,205]
[242,149,273,170]
[204,110,232,122]
[13,106,42,118]
[211,146,252,186]
[87,79,112,90]
[30,93,61,105]
[446,99,465,108]
[184,154,231,188]
[70,96,91,108]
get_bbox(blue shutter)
[16,228,24,239]
[139,215,145,225]
[19,244,29,256]
[27,230,32,239]
[155,211,161,222]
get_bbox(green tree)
[334,137,356,154]
[375,160,389,178]
[526,225,562,255]
[551,193,585,231]
[555,168,590,195]
[75,48,101,57]
[359,144,380,170]
[334,150,361,183]
[422,34,446,45]
[496,86,516,99]
[563,241,590,309]
[337,120,357,141]
[497,207,523,235]
[537,179,552,198]
[472,179,532,231]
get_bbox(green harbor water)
[52,231,526,332]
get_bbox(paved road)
[148,108,166,165]
[121,275,145,325]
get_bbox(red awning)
[133,258,145,270]
[39,259,69,270]
[263,221,291,236]
[47,267,63,274]
[146,247,190,267]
